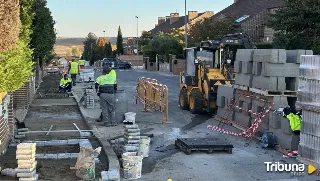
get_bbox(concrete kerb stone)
[71,90,120,180]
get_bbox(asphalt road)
[95,68,317,181]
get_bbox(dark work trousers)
[99,93,116,126]
[70,74,77,86]
[59,82,72,93]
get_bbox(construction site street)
[72,68,317,181]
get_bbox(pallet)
[175,138,233,155]
[249,87,297,97]
[233,84,249,91]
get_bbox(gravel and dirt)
[0,74,108,181]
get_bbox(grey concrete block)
[238,101,252,116]
[236,49,254,62]
[253,49,287,63]
[235,89,252,103]
[234,112,252,128]
[235,73,253,87]
[274,129,299,150]
[286,50,313,63]
[252,62,262,76]
[310,147,320,162]
[252,95,288,111]
[299,145,311,160]
[252,76,277,91]
[280,116,293,135]
[216,96,225,108]
[217,107,234,121]
[234,60,242,73]
[217,85,235,98]
[251,104,270,124]
[269,113,281,129]
[241,61,253,74]
[258,122,269,134]
[261,63,299,77]
[285,77,298,91]
[252,76,286,91]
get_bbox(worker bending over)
[59,74,72,93]
[78,59,86,69]
[69,59,79,86]
[95,66,117,127]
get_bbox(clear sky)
[47,0,234,38]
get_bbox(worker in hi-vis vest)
[59,74,72,93]
[283,107,301,135]
[68,59,79,86]
[78,59,86,69]
[109,67,117,90]
[95,65,117,127]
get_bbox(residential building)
[211,0,285,43]
[149,11,215,35]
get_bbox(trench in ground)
[0,74,108,181]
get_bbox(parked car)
[102,58,132,69]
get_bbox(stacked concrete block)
[234,49,254,87]
[85,88,95,109]
[233,89,252,128]
[16,143,38,181]
[216,85,235,121]
[122,124,140,154]
[297,55,320,165]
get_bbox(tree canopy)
[30,0,56,67]
[269,0,320,53]
[82,32,98,63]
[0,0,21,53]
[116,26,124,54]
[188,18,236,47]
[143,34,184,62]
[0,0,34,91]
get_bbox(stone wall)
[0,94,11,155]
[159,62,170,72]
[118,55,144,66]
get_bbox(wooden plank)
[249,87,297,97]
[233,84,249,91]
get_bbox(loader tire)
[189,89,204,114]
[179,88,189,110]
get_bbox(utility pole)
[135,16,139,56]
[103,30,105,38]
[184,0,188,49]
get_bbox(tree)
[30,0,56,67]
[143,34,184,62]
[0,0,34,91]
[97,37,109,47]
[140,31,153,47]
[0,0,20,53]
[116,26,124,54]
[188,18,236,47]
[71,46,80,57]
[269,0,320,53]
[82,32,98,63]
[104,43,113,57]
[167,28,185,46]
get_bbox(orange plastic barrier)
[136,77,169,123]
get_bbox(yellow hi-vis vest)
[60,78,71,86]
[78,60,86,66]
[70,62,78,74]
[286,113,301,131]
[110,69,117,84]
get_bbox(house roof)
[150,13,205,35]
[212,0,285,21]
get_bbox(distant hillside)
[55,37,130,46]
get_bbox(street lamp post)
[103,31,105,38]
[135,16,139,56]
[184,0,188,49]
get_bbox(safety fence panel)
[136,77,169,123]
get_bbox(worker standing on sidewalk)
[69,59,79,86]
[109,67,117,90]
[95,66,117,127]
